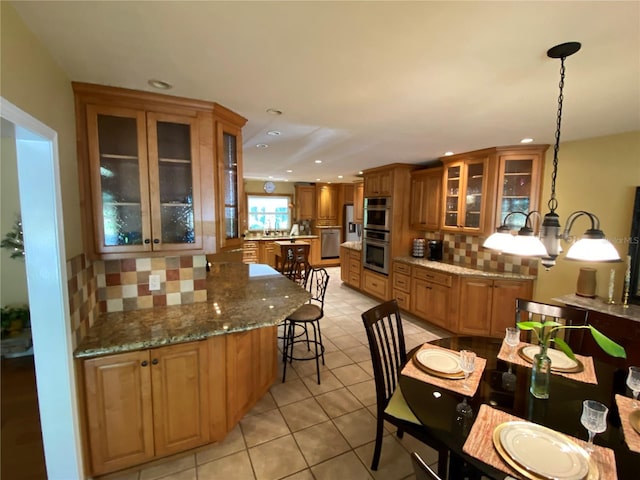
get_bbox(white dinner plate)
[498,421,590,480]
[414,349,461,374]
[520,345,581,372]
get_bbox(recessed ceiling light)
[338,175,343,179]
[148,79,172,90]
[358,171,363,175]
[266,108,283,115]
[316,178,321,181]
[256,144,269,148]
[444,151,454,156]
[268,176,273,179]
[520,138,534,143]
[286,169,293,173]
[267,130,282,136]
[314,160,322,164]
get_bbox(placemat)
[463,404,617,480]
[401,343,486,397]
[615,394,640,453]
[497,340,598,385]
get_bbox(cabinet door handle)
[151,358,159,365]
[141,360,148,367]
[144,239,151,244]
[153,239,160,244]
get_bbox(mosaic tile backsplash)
[66,254,208,347]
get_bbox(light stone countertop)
[74,263,310,359]
[394,256,537,280]
[243,234,318,241]
[341,241,362,251]
[552,293,640,322]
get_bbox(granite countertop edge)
[243,235,319,241]
[394,256,537,280]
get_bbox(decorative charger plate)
[630,409,640,435]
[493,421,598,480]
[412,349,464,379]
[518,345,584,373]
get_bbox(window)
[247,195,292,232]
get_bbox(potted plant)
[518,320,626,399]
[1,305,30,338]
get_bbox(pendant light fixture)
[483,42,621,269]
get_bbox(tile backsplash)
[66,253,208,347]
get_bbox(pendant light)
[483,42,621,269]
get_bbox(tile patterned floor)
[98,267,451,480]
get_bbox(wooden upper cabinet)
[316,183,339,223]
[353,182,364,224]
[364,168,394,196]
[295,185,316,220]
[410,167,442,231]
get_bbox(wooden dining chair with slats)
[361,300,448,476]
[515,298,589,352]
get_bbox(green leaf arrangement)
[517,320,627,361]
[1,215,25,259]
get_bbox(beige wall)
[1,2,82,259]
[534,131,640,303]
[244,179,296,196]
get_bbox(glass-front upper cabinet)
[495,148,546,230]
[87,105,201,254]
[442,157,489,233]
[216,122,245,250]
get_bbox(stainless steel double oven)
[363,197,391,275]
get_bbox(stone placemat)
[497,340,598,385]
[615,394,640,453]
[463,404,617,480]
[401,343,486,397]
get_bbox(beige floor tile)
[196,424,246,465]
[139,455,195,480]
[343,343,373,363]
[310,451,374,480]
[269,377,312,406]
[300,369,344,396]
[332,407,378,448]
[330,334,363,350]
[96,470,140,480]
[347,379,377,407]
[280,470,315,480]
[240,408,291,447]
[280,397,329,432]
[331,363,372,386]
[245,391,278,416]
[315,387,364,418]
[323,350,355,369]
[197,450,255,480]
[156,468,196,480]
[248,435,308,480]
[293,420,351,466]
[354,435,414,480]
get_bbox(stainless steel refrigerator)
[344,205,362,242]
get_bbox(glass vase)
[530,344,552,399]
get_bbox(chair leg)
[310,321,321,384]
[437,449,448,479]
[371,416,384,471]
[282,321,293,383]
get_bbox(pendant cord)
[548,56,566,214]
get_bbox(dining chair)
[281,267,329,384]
[411,452,443,480]
[361,300,448,476]
[279,244,311,285]
[515,298,589,352]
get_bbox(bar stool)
[282,267,330,384]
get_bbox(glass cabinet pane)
[464,163,484,228]
[96,114,144,246]
[223,132,239,239]
[155,121,195,244]
[444,165,460,227]
[500,159,533,228]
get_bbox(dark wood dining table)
[399,336,639,480]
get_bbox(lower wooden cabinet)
[392,261,411,310]
[458,277,533,337]
[362,268,389,300]
[82,341,209,475]
[81,327,278,476]
[340,246,362,288]
[411,266,455,330]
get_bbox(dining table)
[399,336,640,480]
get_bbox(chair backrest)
[305,267,330,311]
[281,248,310,286]
[515,298,589,351]
[411,452,443,480]
[361,299,407,411]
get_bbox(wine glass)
[580,400,608,452]
[626,366,640,408]
[459,350,476,391]
[504,327,520,360]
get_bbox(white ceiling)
[11,1,640,184]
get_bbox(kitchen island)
[75,262,309,476]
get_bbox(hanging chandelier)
[483,42,621,270]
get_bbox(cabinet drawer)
[393,273,411,293]
[243,241,259,250]
[413,267,452,287]
[349,256,361,274]
[363,270,388,299]
[393,262,411,275]
[348,272,361,288]
[394,290,410,310]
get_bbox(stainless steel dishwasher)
[320,228,341,259]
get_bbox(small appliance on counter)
[412,238,426,258]
[427,240,443,261]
